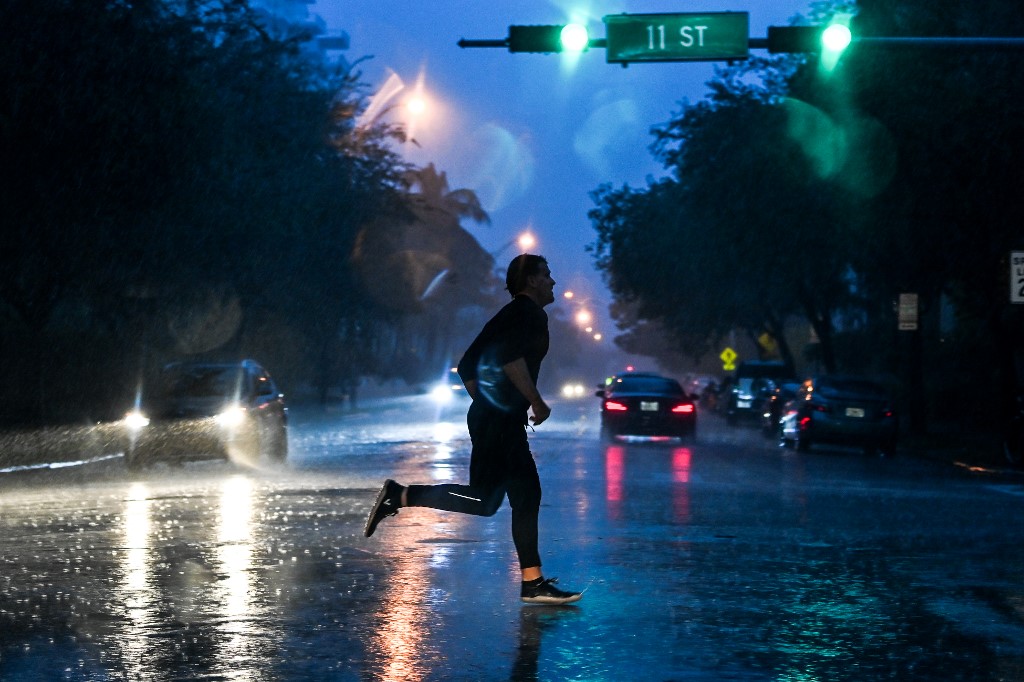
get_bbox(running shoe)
[521,577,582,605]
[364,479,402,537]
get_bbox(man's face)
[527,265,556,307]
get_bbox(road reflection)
[216,475,257,678]
[604,444,692,524]
[366,433,469,681]
[121,482,156,680]
[116,475,268,681]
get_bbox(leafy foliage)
[589,0,1024,429]
[0,0,489,419]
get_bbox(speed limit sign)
[1013,251,1024,304]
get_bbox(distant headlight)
[123,411,150,430]
[561,383,585,399]
[215,406,247,428]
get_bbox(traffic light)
[767,25,823,53]
[767,23,852,54]
[508,24,589,53]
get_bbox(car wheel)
[266,426,288,462]
[125,451,147,472]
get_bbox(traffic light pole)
[457,38,508,49]
[852,37,1024,50]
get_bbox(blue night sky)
[307,1,817,338]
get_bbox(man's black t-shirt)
[457,295,549,415]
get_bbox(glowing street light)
[406,95,427,116]
[492,230,538,262]
[575,310,592,326]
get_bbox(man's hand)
[530,399,551,426]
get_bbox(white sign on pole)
[898,293,918,331]
[1012,251,1024,304]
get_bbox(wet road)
[1,396,1023,681]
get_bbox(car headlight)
[430,383,455,405]
[215,406,247,428]
[123,411,150,430]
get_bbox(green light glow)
[822,24,852,53]
[560,23,589,52]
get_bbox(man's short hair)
[505,254,548,297]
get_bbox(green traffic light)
[559,23,589,52]
[822,23,852,53]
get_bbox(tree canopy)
[0,0,494,419]
[588,0,1024,430]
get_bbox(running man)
[364,254,582,605]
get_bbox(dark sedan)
[121,359,288,470]
[596,373,697,440]
[779,376,898,456]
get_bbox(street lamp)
[491,230,538,263]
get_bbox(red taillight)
[605,400,628,412]
[672,404,695,414]
[813,404,830,413]
[799,416,813,430]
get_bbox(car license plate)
[845,407,865,418]
[641,401,658,411]
[737,400,751,408]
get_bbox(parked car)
[595,373,696,440]
[726,361,794,425]
[760,381,801,438]
[779,376,898,456]
[121,359,288,470]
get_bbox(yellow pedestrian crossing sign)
[720,347,737,371]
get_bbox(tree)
[794,0,1024,428]
[590,60,858,375]
[0,0,412,417]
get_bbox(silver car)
[121,360,288,470]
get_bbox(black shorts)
[468,400,536,489]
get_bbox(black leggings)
[405,401,542,569]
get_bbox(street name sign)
[604,12,749,63]
[1013,251,1024,304]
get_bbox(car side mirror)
[595,389,605,398]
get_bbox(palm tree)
[353,162,495,312]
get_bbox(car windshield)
[161,367,244,399]
[611,377,683,395]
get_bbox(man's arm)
[461,378,479,400]
[502,357,551,425]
